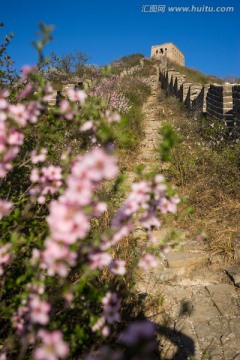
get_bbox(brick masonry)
[233,85,240,136]
[159,64,240,134]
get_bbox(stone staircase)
[131,69,240,359]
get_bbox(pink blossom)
[109,259,126,275]
[105,110,120,123]
[30,166,62,201]
[92,202,107,216]
[30,169,40,183]
[153,183,167,201]
[26,101,41,123]
[59,100,74,120]
[83,147,119,182]
[140,213,161,230]
[0,111,7,121]
[9,104,28,127]
[63,176,93,206]
[91,318,110,337]
[80,120,93,132]
[154,174,165,183]
[88,252,112,270]
[12,303,28,335]
[100,223,133,251]
[47,201,90,244]
[29,295,51,325]
[0,89,9,100]
[0,200,12,220]
[42,84,53,102]
[31,248,40,265]
[37,195,46,204]
[92,317,105,332]
[34,330,69,360]
[17,83,34,99]
[111,181,151,229]
[138,254,158,270]
[90,76,130,113]
[41,238,77,277]
[101,326,110,337]
[93,293,121,335]
[42,166,62,182]
[102,292,121,324]
[158,196,180,214]
[27,282,45,295]
[64,291,74,304]
[70,147,118,183]
[7,130,24,145]
[31,148,47,164]
[68,88,87,104]
[20,65,36,77]
[0,243,12,276]
[0,98,8,110]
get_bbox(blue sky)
[1,0,240,77]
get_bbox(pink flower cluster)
[0,87,42,177]
[68,88,87,104]
[105,110,121,123]
[29,295,51,325]
[0,243,12,276]
[92,292,121,337]
[31,148,47,164]
[34,330,69,360]
[101,175,179,265]
[59,89,87,121]
[88,251,126,276]
[107,92,130,114]
[30,165,63,204]
[79,110,121,146]
[33,147,119,277]
[138,254,158,270]
[91,76,131,114]
[0,199,12,220]
[12,292,51,335]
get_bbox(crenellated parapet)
[206,84,234,129]
[159,65,240,135]
[233,85,240,136]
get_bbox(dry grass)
[157,93,240,261]
[168,61,224,85]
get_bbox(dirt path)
[131,69,240,360]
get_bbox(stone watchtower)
[151,42,185,66]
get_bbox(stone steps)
[132,71,240,360]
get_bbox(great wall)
[45,48,240,360]
[50,43,240,140]
[152,42,240,136]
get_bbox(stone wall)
[159,64,240,134]
[206,85,234,129]
[233,85,240,136]
[120,61,144,78]
[185,84,203,109]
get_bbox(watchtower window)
[156,50,158,54]
[160,48,164,54]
